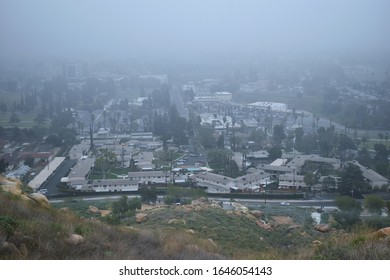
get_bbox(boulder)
[250,210,264,218]
[135,213,148,223]
[168,219,186,225]
[99,210,112,217]
[0,179,22,195]
[191,197,207,205]
[315,224,330,233]
[206,238,218,249]
[27,193,50,208]
[88,206,100,214]
[373,227,390,239]
[210,203,221,208]
[59,207,70,212]
[312,240,323,246]
[232,203,249,213]
[256,220,272,230]
[65,234,85,246]
[0,241,23,258]
[186,229,195,234]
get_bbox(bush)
[364,195,385,215]
[0,215,19,237]
[333,211,361,229]
[364,216,390,229]
[335,196,361,212]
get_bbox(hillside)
[1,177,390,260]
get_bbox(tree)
[128,197,142,211]
[272,125,285,144]
[111,196,142,219]
[0,102,7,113]
[34,112,46,125]
[45,134,63,146]
[111,196,129,218]
[139,186,157,203]
[164,185,206,205]
[339,164,370,196]
[0,159,9,174]
[9,113,20,123]
[364,195,385,215]
[24,156,35,168]
[95,149,117,179]
[217,133,224,149]
[334,196,362,228]
[198,126,215,149]
[267,146,282,160]
[335,196,362,212]
[374,143,389,162]
[304,173,317,190]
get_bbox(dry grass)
[0,191,223,260]
[2,179,390,260]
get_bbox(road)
[49,193,337,209]
[39,159,76,196]
[213,198,337,208]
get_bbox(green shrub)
[0,215,19,237]
[364,216,390,229]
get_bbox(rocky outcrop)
[315,224,331,233]
[312,240,323,246]
[231,202,249,214]
[27,193,50,208]
[191,197,208,206]
[135,213,148,223]
[88,206,100,214]
[256,220,272,230]
[65,234,85,246]
[250,210,264,218]
[373,227,390,239]
[168,219,186,225]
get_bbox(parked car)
[38,189,48,194]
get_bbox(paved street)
[39,159,76,196]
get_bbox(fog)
[1,0,390,60]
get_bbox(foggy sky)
[1,0,389,60]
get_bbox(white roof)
[28,157,66,190]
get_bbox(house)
[347,160,389,189]
[67,156,95,182]
[278,174,307,190]
[285,155,340,173]
[192,172,233,193]
[28,157,66,190]
[314,175,341,192]
[192,171,270,193]
[69,178,138,192]
[260,165,294,180]
[127,171,169,185]
[247,150,269,160]
[233,172,270,192]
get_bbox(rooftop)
[28,157,66,189]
